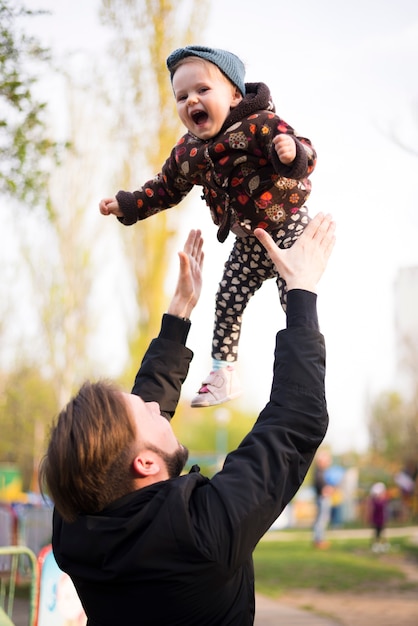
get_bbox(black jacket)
[52,292,328,625]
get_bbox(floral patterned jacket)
[116,82,316,242]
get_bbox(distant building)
[393,266,418,394]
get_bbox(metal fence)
[0,500,52,556]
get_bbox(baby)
[100,45,316,407]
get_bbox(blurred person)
[312,448,334,548]
[40,214,335,626]
[369,482,389,552]
[326,464,345,527]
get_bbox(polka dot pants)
[211,207,310,362]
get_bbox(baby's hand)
[99,197,123,217]
[273,134,296,165]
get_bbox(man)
[40,214,335,626]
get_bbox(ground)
[277,554,418,626]
[280,589,418,626]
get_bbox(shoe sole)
[190,390,242,408]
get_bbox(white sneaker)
[191,366,242,408]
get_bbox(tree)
[0,0,212,484]
[0,364,58,491]
[369,391,409,460]
[0,78,113,485]
[99,0,209,384]
[0,0,58,207]
[20,77,108,407]
[368,386,418,492]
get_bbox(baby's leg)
[191,235,276,408]
[191,208,310,408]
[212,235,275,361]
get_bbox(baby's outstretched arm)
[99,197,124,217]
[272,134,297,165]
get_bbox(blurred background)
[0,0,417,522]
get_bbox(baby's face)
[172,58,242,140]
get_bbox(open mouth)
[191,110,208,125]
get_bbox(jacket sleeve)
[190,321,328,570]
[131,314,193,420]
[269,118,317,180]
[115,145,194,226]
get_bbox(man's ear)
[132,452,161,477]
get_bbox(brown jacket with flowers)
[116,82,316,242]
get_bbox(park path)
[255,593,342,625]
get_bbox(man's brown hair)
[39,381,137,523]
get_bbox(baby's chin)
[186,120,220,141]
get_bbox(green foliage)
[172,400,257,476]
[368,389,418,468]
[254,536,417,596]
[0,364,58,490]
[0,0,58,207]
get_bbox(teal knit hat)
[167,45,246,96]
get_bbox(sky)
[10,0,418,453]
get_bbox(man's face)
[122,393,188,478]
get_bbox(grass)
[254,533,418,597]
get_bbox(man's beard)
[164,444,189,478]
[147,443,189,478]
